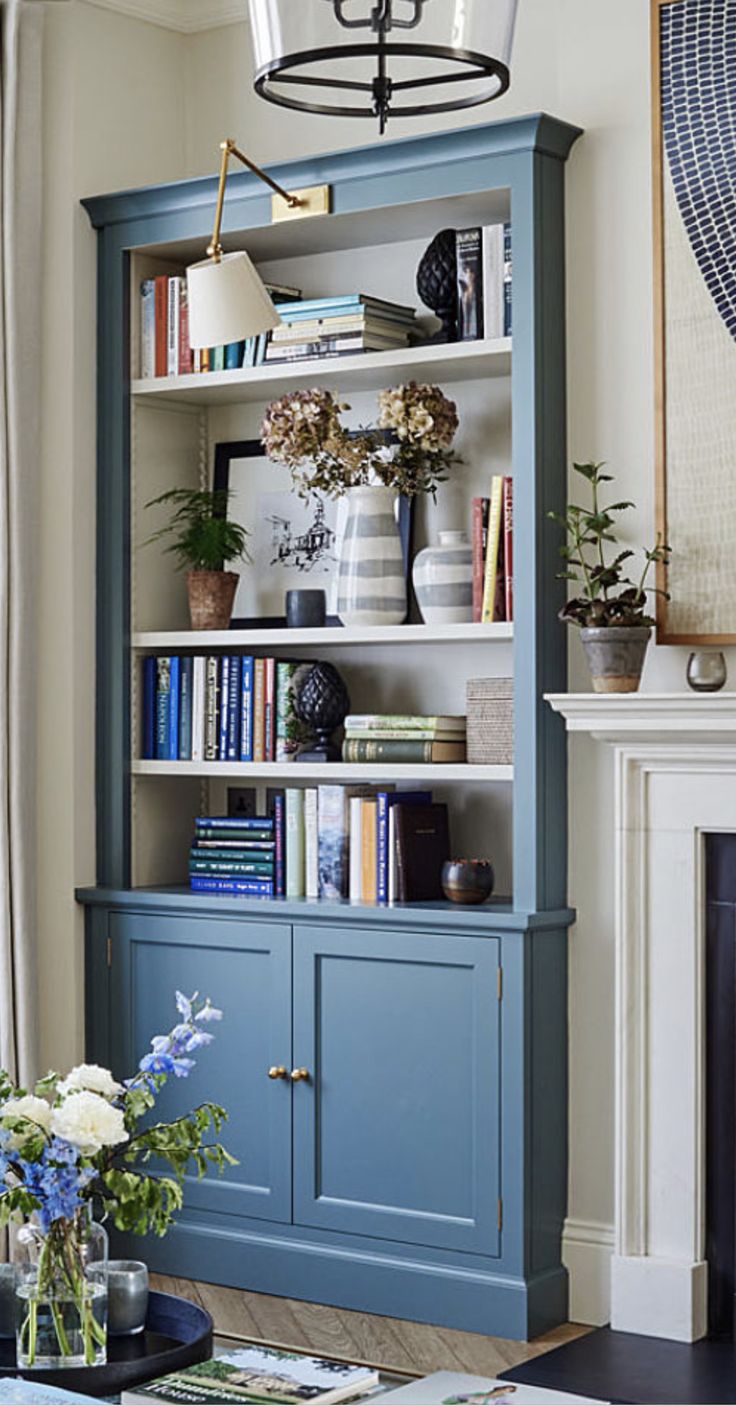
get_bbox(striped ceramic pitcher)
[336,485,407,627]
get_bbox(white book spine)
[349,796,363,902]
[286,788,305,898]
[140,281,155,379]
[167,276,181,377]
[304,788,319,899]
[387,805,397,904]
[191,656,205,762]
[482,225,505,341]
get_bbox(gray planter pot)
[580,625,651,694]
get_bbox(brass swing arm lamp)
[187,140,330,351]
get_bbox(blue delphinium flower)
[13,1139,96,1231]
[136,992,221,1087]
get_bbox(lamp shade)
[248,0,519,132]
[186,250,281,349]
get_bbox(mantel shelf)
[546,691,736,744]
[131,622,514,650]
[130,338,512,406]
[133,760,513,784]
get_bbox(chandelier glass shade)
[247,0,519,133]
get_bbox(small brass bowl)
[442,859,495,905]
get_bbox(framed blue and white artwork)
[653,0,736,640]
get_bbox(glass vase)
[14,1210,108,1368]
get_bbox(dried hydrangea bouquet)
[0,992,233,1369]
[262,382,459,626]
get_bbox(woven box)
[466,678,514,766]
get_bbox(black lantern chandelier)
[248,1,519,135]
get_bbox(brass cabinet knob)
[268,1066,288,1080]
[290,1068,310,1082]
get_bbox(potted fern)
[549,462,671,693]
[145,487,250,630]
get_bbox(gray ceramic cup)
[107,1260,149,1336]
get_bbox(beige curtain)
[0,0,42,1087]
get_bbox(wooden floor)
[152,1273,591,1379]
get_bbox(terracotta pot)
[580,625,651,693]
[186,570,238,630]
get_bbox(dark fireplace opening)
[705,833,736,1338]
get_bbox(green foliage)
[145,487,251,572]
[549,462,671,628]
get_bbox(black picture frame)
[213,437,414,629]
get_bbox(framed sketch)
[653,0,736,641]
[213,438,413,627]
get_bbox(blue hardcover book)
[376,791,432,904]
[218,656,230,761]
[240,656,254,761]
[168,656,180,760]
[274,295,415,319]
[255,333,268,365]
[225,340,245,370]
[155,657,171,760]
[140,279,156,378]
[190,876,274,896]
[179,656,193,760]
[195,815,274,832]
[273,792,286,897]
[142,656,156,760]
[503,222,512,337]
[226,654,241,760]
[213,344,225,372]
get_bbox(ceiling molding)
[81,0,245,33]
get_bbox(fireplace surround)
[547,693,736,1343]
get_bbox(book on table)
[377,1371,606,1405]
[121,1343,379,1404]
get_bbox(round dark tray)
[0,1289,213,1398]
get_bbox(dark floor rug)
[500,1327,736,1405]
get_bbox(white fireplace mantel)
[547,692,736,1343]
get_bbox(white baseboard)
[562,1218,614,1326]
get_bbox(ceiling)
[83,0,244,33]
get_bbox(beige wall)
[40,0,715,1323]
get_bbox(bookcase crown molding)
[83,0,244,33]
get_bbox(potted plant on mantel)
[550,461,671,693]
[145,486,250,630]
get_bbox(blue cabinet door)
[109,912,292,1224]
[292,925,501,1256]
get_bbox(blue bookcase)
[77,112,581,1339]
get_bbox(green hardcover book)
[189,860,274,877]
[342,738,467,763]
[344,714,466,732]
[285,787,305,897]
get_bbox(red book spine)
[264,658,275,762]
[494,523,506,622]
[503,476,513,622]
[178,283,193,375]
[154,276,168,378]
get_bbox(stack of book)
[139,276,300,378]
[473,475,513,623]
[142,656,313,763]
[189,815,277,897]
[455,222,512,340]
[341,714,467,764]
[265,293,418,363]
[192,786,450,904]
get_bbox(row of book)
[138,275,301,379]
[456,222,513,342]
[141,656,310,763]
[341,713,466,765]
[189,789,449,904]
[473,475,514,624]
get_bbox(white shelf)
[131,622,514,650]
[130,338,512,406]
[132,760,513,784]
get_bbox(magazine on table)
[121,1342,379,1404]
[376,1372,608,1406]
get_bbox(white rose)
[0,1095,52,1146]
[51,1090,128,1155]
[58,1063,123,1100]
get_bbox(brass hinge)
[497,967,503,1001]
[497,1198,503,1232]
[106,936,113,969]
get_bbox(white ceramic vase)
[336,486,407,627]
[412,529,473,624]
